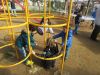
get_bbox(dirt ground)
[0,17,100,75]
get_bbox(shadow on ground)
[0,69,11,75]
[63,66,100,75]
[0,42,18,64]
[74,30,100,54]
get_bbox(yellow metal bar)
[1,0,10,34]
[25,0,32,61]
[0,43,14,49]
[0,22,27,30]
[44,0,47,47]
[10,16,25,18]
[0,51,31,68]
[0,16,54,20]
[0,13,47,16]
[61,0,73,75]
[48,0,51,38]
[0,15,8,18]
[0,13,24,15]
[5,0,15,41]
[11,15,54,19]
[32,52,63,60]
[0,0,71,69]
[29,13,51,15]
[6,0,19,59]
[0,15,65,19]
[0,14,54,19]
[0,12,52,16]
[29,22,66,28]
[0,18,8,20]
[0,13,54,18]
[0,14,6,16]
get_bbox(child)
[42,38,59,69]
[74,12,82,34]
[39,18,54,35]
[32,38,59,69]
[10,0,17,16]
[90,7,97,29]
[53,27,73,60]
[74,7,79,15]
[15,24,36,64]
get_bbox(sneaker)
[11,14,14,16]
[26,60,34,66]
[14,14,17,17]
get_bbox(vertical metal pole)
[5,0,19,59]
[25,0,32,62]
[48,0,51,38]
[1,0,10,34]
[61,0,73,75]
[44,0,46,47]
[5,0,15,41]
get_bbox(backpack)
[42,38,59,69]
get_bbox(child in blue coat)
[74,12,82,34]
[53,27,73,59]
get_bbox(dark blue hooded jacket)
[53,29,73,48]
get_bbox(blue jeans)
[19,47,28,63]
[18,47,28,63]
[65,46,70,59]
[74,24,79,34]
[19,47,27,58]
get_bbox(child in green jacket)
[15,24,36,64]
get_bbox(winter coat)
[15,32,35,49]
[53,29,73,48]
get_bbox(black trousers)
[43,60,55,69]
[90,25,100,40]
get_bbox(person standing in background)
[79,2,85,15]
[74,12,82,34]
[90,1,100,41]
[90,7,97,29]
[10,0,17,16]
